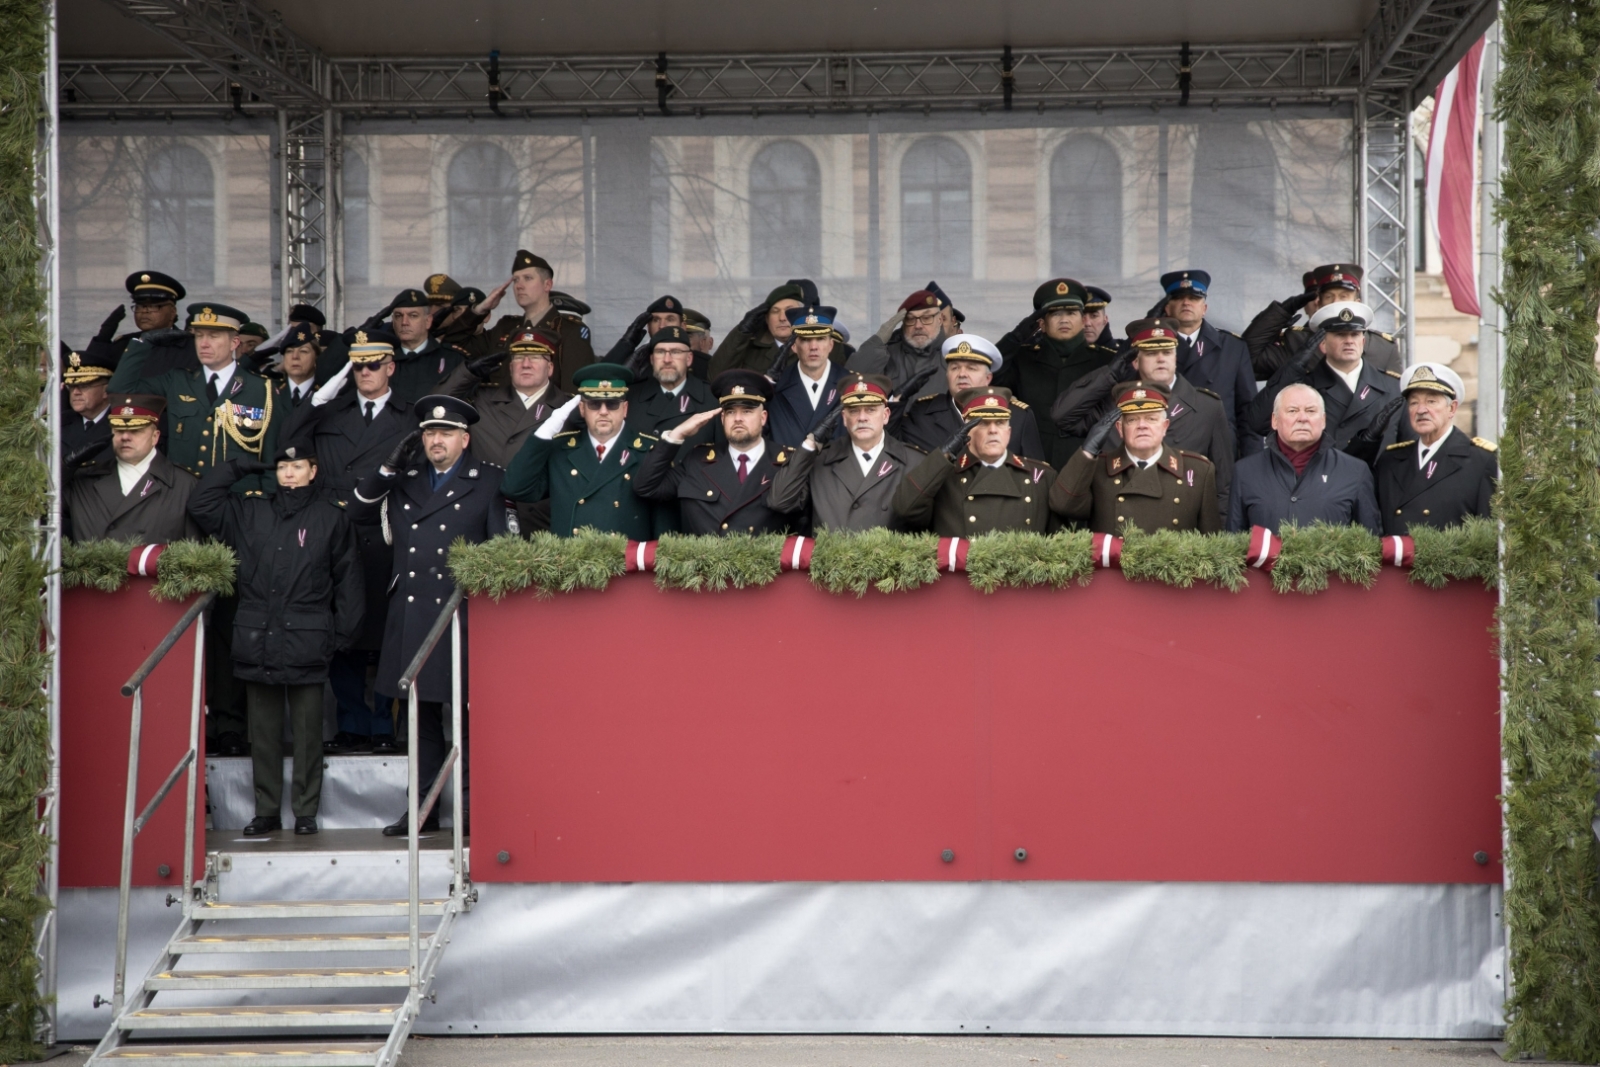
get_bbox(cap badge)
[432,406,446,419]
[1133,390,1147,400]
[354,330,368,344]
[118,406,134,416]
[140,274,151,282]
[983,396,998,407]
[954,341,972,354]
[68,352,81,368]
[1414,366,1437,381]
[1055,282,1069,295]
[285,447,297,459]
[852,382,867,393]
[732,385,746,395]
[805,314,818,324]
[1339,309,1353,321]
[666,298,677,309]
[925,295,938,306]
[1152,328,1165,337]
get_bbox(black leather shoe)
[381,812,440,837]
[294,816,319,835]
[371,736,399,755]
[322,731,371,755]
[217,732,250,758]
[242,815,282,836]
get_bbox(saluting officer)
[61,342,116,463]
[893,387,1056,536]
[625,326,718,438]
[364,288,462,404]
[607,293,687,368]
[769,372,918,532]
[439,330,574,468]
[1375,362,1497,534]
[1052,318,1235,512]
[500,363,658,540]
[1049,381,1221,535]
[892,334,1047,461]
[633,369,795,536]
[1248,300,1407,454]
[1242,263,1403,378]
[707,281,810,379]
[849,289,950,396]
[354,395,510,836]
[109,301,280,493]
[85,271,196,379]
[992,278,1119,466]
[461,250,596,392]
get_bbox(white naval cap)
[941,333,1003,373]
[1308,300,1375,332]
[1399,361,1465,400]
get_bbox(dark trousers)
[329,649,393,737]
[246,681,324,818]
[207,596,247,738]
[397,699,469,820]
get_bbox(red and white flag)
[1425,36,1485,317]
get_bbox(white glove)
[310,361,352,407]
[534,394,582,440]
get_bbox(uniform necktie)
[737,453,749,484]
[364,400,375,424]
[205,373,219,406]
[596,443,606,462]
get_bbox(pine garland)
[60,540,237,600]
[653,532,784,591]
[1271,522,1382,594]
[1120,528,1250,592]
[0,0,50,1054]
[1407,516,1498,590]
[808,529,940,595]
[964,530,1092,592]
[1497,0,1600,1055]
[447,530,624,599]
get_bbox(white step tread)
[193,899,446,918]
[98,1039,382,1065]
[120,1003,401,1030]
[174,931,430,953]
[148,966,410,990]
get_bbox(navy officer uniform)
[1374,363,1498,535]
[1242,263,1403,378]
[892,334,1047,460]
[60,342,116,463]
[767,304,849,448]
[353,395,510,836]
[633,369,795,535]
[500,363,659,540]
[1156,270,1260,457]
[86,271,198,379]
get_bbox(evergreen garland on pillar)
[1497,0,1600,1057]
[0,0,52,1056]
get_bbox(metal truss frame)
[1357,88,1415,356]
[277,109,338,320]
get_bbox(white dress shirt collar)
[730,437,766,472]
[204,361,237,398]
[854,438,885,477]
[1418,427,1454,468]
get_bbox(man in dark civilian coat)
[354,395,510,836]
[1374,363,1498,535]
[633,370,795,536]
[1228,382,1381,534]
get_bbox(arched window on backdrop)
[900,137,972,279]
[343,149,371,287]
[749,141,821,278]
[1050,136,1123,281]
[145,144,215,286]
[448,142,519,284]
[1189,124,1279,321]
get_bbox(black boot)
[294,816,319,835]
[242,815,282,836]
[381,811,440,837]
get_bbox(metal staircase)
[88,592,470,1067]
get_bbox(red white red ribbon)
[1247,526,1282,571]
[623,540,657,573]
[935,537,969,573]
[1090,533,1123,568]
[780,536,814,572]
[126,543,167,577]
[1385,535,1415,567]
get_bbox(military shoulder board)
[1384,369,1402,378]
[1011,399,1030,409]
[915,393,941,404]
[1472,437,1498,452]
[1196,387,1222,400]
[1385,440,1416,450]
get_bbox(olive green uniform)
[1049,448,1221,535]
[500,427,658,539]
[892,449,1057,536]
[462,306,595,393]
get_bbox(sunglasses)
[582,398,624,411]
[352,361,392,372]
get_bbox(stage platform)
[206,755,457,831]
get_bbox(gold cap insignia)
[355,330,368,344]
[984,396,998,407]
[732,385,746,395]
[69,352,81,368]
[1055,282,1069,295]
[432,406,446,419]
[852,382,868,393]
[140,274,151,282]
[1339,309,1353,321]
[925,295,938,306]
[1413,366,1438,381]
[805,314,818,324]
[1133,389,1147,400]
[954,341,972,354]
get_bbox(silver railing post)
[182,611,205,913]
[407,681,420,993]
[449,608,464,902]
[112,687,143,1017]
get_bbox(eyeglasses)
[352,361,392,372]
[582,398,624,411]
[905,310,942,326]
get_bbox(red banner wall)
[61,584,205,889]
[470,572,1501,885]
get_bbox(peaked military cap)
[1400,361,1464,400]
[347,327,400,364]
[1084,285,1113,310]
[837,372,891,407]
[681,308,711,333]
[424,273,462,305]
[1033,278,1087,313]
[126,270,185,304]
[1126,317,1181,349]
[712,369,773,407]
[646,294,683,316]
[551,291,591,317]
[416,394,480,429]
[1160,270,1211,296]
[507,330,557,358]
[1310,263,1363,293]
[106,393,165,428]
[186,302,248,332]
[955,386,1014,421]
[1309,300,1374,333]
[1115,380,1171,414]
[288,303,326,327]
[941,333,1002,371]
[61,341,115,385]
[512,249,553,276]
[574,363,634,400]
[786,304,838,338]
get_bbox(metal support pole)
[866,115,880,325]
[1357,87,1412,353]
[450,609,464,899]
[1478,17,1504,441]
[112,689,144,1017]
[182,612,205,911]
[407,684,420,989]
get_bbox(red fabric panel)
[470,571,1500,884]
[60,583,205,888]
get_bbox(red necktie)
[596,443,606,462]
[737,454,749,484]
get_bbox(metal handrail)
[112,592,211,1017]
[398,588,463,693]
[121,592,217,697]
